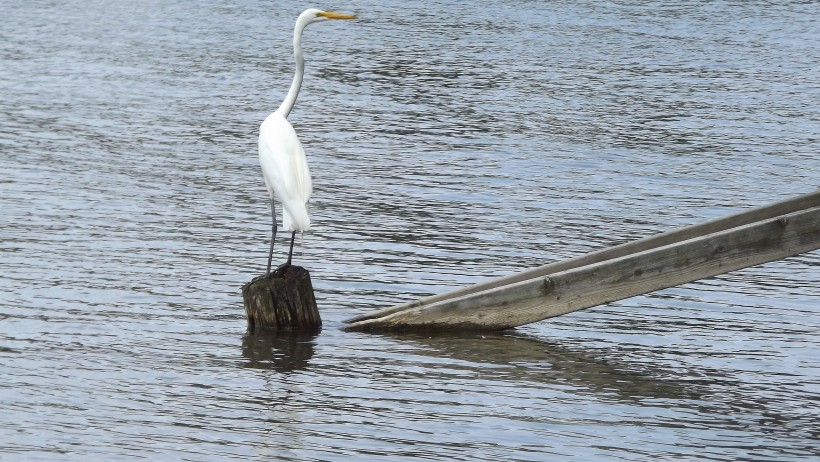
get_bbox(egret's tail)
[282,204,311,232]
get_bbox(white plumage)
[258,8,356,273]
[259,112,312,232]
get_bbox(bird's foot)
[271,262,293,277]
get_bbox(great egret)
[259,9,356,274]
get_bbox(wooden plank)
[344,205,820,332]
[346,190,820,325]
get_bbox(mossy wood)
[242,266,321,333]
[345,191,820,333]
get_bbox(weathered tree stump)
[241,266,321,334]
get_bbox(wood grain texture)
[345,196,820,332]
[347,190,820,325]
[242,266,321,333]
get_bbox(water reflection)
[368,329,818,454]
[385,331,704,402]
[241,333,317,373]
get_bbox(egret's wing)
[259,113,312,231]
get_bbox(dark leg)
[274,231,297,274]
[266,198,278,275]
[286,231,297,266]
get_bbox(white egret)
[259,8,356,274]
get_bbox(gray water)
[2,0,819,460]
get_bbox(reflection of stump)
[241,266,321,334]
[241,333,317,372]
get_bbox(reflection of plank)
[388,331,704,401]
[345,191,820,333]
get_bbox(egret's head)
[299,8,357,27]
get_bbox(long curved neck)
[275,23,306,118]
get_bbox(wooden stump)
[241,266,321,334]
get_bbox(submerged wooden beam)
[345,191,820,332]
[242,266,321,334]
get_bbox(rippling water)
[2,0,819,460]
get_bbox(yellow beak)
[318,11,357,20]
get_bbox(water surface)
[1,0,819,460]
